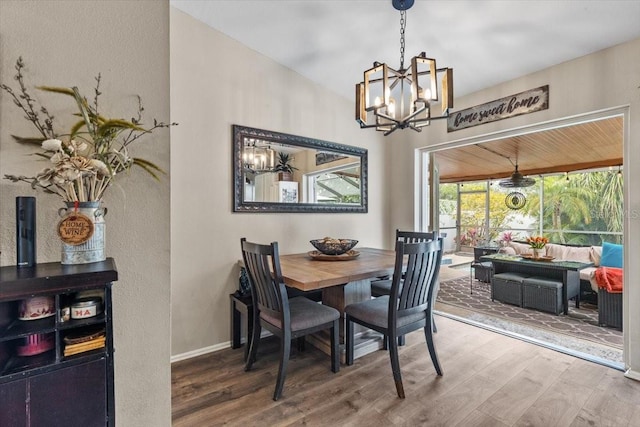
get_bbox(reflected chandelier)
[356,0,453,135]
[243,139,276,173]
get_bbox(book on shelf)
[64,336,106,357]
[63,327,107,356]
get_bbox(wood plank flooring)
[172,316,640,426]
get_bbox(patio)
[434,258,623,367]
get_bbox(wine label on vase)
[58,211,94,245]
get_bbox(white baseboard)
[171,342,228,363]
[624,368,640,381]
[170,330,273,364]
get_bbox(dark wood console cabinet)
[0,258,118,427]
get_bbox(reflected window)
[307,163,361,204]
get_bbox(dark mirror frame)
[233,125,368,213]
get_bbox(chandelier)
[355,0,453,135]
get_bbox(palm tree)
[525,176,592,244]
[572,171,624,243]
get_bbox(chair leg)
[397,335,405,346]
[330,320,339,373]
[382,334,388,350]
[424,308,443,376]
[244,306,254,362]
[346,315,355,365]
[245,321,261,372]
[388,331,405,398]
[273,331,291,401]
[432,313,438,334]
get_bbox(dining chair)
[370,229,438,297]
[371,229,441,344]
[345,238,444,398]
[240,238,340,401]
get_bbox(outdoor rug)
[435,276,623,364]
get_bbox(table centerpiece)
[526,235,549,259]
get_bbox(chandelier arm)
[388,78,402,91]
[404,106,428,122]
[386,68,406,78]
[361,65,451,86]
[374,112,401,124]
[383,127,401,136]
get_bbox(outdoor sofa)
[501,241,623,330]
[502,241,601,298]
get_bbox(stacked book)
[63,327,106,357]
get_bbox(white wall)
[390,38,640,379]
[170,9,387,357]
[0,1,172,425]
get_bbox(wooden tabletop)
[279,248,396,291]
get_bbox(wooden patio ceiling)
[433,116,623,183]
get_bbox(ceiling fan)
[498,148,536,188]
[498,164,536,187]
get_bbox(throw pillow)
[499,246,516,255]
[600,242,623,268]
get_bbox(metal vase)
[58,201,107,264]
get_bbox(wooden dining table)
[279,247,397,361]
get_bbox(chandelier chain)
[399,10,406,70]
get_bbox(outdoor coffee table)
[480,254,593,315]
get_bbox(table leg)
[230,296,242,349]
[229,294,254,361]
[565,270,581,312]
[305,279,384,362]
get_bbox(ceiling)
[170,0,636,181]
[433,116,623,183]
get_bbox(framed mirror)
[233,125,368,213]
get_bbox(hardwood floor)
[172,316,640,426]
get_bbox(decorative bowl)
[310,238,358,255]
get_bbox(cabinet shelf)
[0,350,107,383]
[0,350,56,378]
[0,316,57,342]
[58,312,106,331]
[0,258,118,426]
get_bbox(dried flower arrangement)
[2,57,177,202]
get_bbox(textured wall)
[0,1,172,425]
[169,8,387,358]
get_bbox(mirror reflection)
[233,125,368,213]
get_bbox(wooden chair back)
[389,238,443,317]
[396,229,437,244]
[240,238,289,326]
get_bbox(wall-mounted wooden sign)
[447,85,549,132]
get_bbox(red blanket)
[595,267,623,293]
